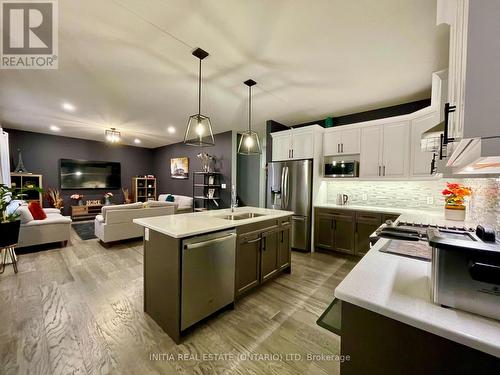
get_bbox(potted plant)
[0,184,41,248]
[441,182,472,221]
[70,193,84,206]
[104,192,113,205]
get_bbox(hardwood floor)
[0,229,357,375]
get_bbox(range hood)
[446,137,500,175]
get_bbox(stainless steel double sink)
[216,212,266,221]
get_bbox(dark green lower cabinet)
[236,233,261,296]
[315,208,401,257]
[355,212,382,256]
[261,229,279,282]
[236,218,292,298]
[278,226,291,270]
[333,214,355,255]
[315,213,335,250]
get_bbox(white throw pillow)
[16,205,34,224]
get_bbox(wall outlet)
[362,194,368,201]
[221,183,227,189]
[427,197,434,205]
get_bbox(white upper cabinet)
[382,121,410,178]
[323,128,360,156]
[410,112,440,177]
[359,121,409,179]
[360,126,382,178]
[271,133,292,161]
[323,130,342,156]
[291,130,314,160]
[271,125,323,161]
[341,128,361,155]
[438,0,500,140]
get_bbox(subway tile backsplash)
[323,178,500,231]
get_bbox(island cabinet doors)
[261,229,280,283]
[235,218,292,298]
[278,221,291,271]
[236,232,262,296]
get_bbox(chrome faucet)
[231,185,238,212]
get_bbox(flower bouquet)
[70,193,84,206]
[104,192,113,205]
[441,182,471,221]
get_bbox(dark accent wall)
[291,99,431,128]
[152,131,233,209]
[6,129,154,215]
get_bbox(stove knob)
[476,225,496,242]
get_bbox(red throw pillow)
[28,201,47,220]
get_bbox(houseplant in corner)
[442,182,472,221]
[0,184,41,247]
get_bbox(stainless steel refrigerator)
[266,160,312,252]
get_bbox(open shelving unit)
[10,172,43,204]
[192,171,221,212]
[132,176,156,203]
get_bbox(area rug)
[72,222,97,240]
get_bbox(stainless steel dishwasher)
[181,229,236,330]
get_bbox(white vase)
[444,206,466,221]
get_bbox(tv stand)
[71,205,103,221]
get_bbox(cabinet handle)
[292,149,294,158]
[337,144,340,153]
[244,237,261,244]
[262,236,266,251]
[383,165,386,176]
[281,231,284,243]
[378,166,381,176]
[341,143,344,153]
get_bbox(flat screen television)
[60,159,121,189]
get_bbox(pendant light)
[184,48,215,146]
[238,79,261,155]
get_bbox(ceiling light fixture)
[167,126,176,134]
[62,102,76,112]
[105,128,121,143]
[134,138,141,144]
[183,48,215,146]
[238,79,261,155]
[49,125,60,132]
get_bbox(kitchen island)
[333,211,500,374]
[134,207,293,344]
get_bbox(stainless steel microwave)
[324,160,359,178]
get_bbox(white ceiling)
[0,0,449,148]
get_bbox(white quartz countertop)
[133,206,293,238]
[334,211,500,358]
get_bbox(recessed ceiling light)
[62,102,76,112]
[49,125,60,132]
[167,126,176,134]
[134,138,141,144]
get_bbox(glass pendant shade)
[184,114,215,146]
[184,48,215,146]
[238,130,261,155]
[238,78,261,155]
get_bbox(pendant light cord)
[198,58,202,116]
[248,85,252,132]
